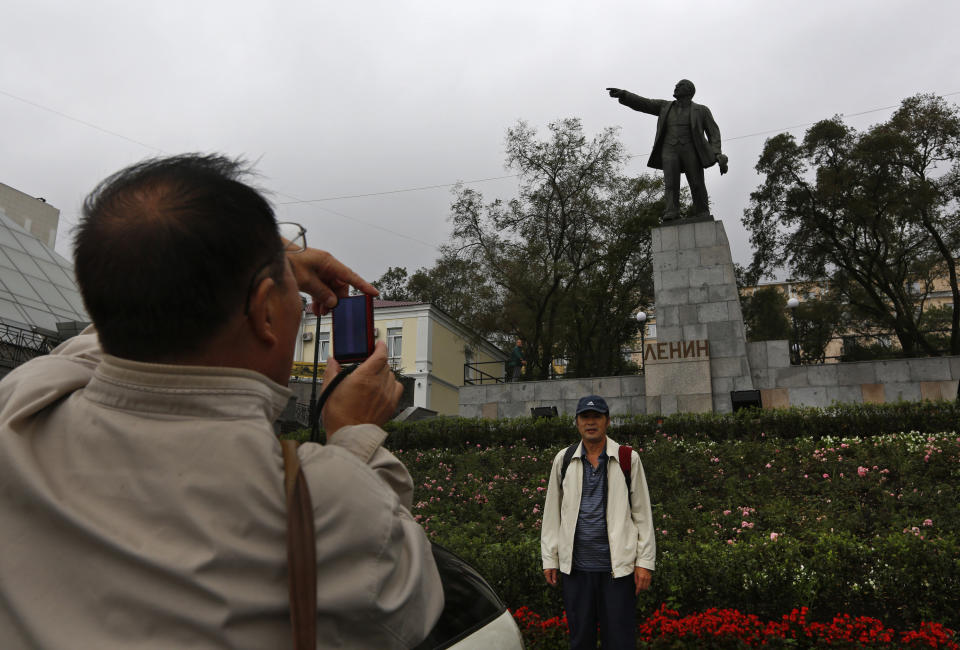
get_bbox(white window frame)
[317,331,330,362]
[464,347,475,381]
[386,327,402,360]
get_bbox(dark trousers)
[661,141,709,220]
[561,569,636,649]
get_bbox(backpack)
[559,442,634,509]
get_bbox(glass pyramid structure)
[0,210,88,333]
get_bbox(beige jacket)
[0,330,442,649]
[540,436,656,577]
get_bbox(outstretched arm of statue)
[606,88,664,116]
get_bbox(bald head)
[74,154,286,362]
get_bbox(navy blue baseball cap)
[575,395,609,415]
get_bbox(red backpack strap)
[618,445,633,510]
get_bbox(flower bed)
[513,604,959,648]
[395,429,960,630]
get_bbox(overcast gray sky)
[3,0,959,285]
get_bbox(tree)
[918,304,955,353]
[742,94,960,356]
[406,253,502,341]
[372,266,411,301]
[741,287,791,342]
[794,299,842,364]
[740,284,841,362]
[444,118,660,378]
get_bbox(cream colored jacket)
[540,436,656,577]
[0,330,442,649]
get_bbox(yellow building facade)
[295,300,505,415]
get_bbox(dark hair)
[74,153,285,361]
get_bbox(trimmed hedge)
[381,400,960,450]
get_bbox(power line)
[0,89,167,154]
[274,190,441,251]
[275,174,517,205]
[276,91,960,201]
[0,90,440,251]
[5,85,958,212]
[725,98,949,143]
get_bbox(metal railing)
[791,329,956,365]
[294,402,311,426]
[0,322,61,368]
[464,355,643,384]
[463,360,505,385]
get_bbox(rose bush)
[513,603,958,648]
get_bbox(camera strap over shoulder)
[313,363,360,433]
[281,440,317,650]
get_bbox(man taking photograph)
[0,154,442,649]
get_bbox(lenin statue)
[607,80,728,222]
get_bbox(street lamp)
[786,297,800,365]
[636,311,647,374]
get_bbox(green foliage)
[841,337,899,362]
[372,266,411,301]
[794,298,842,363]
[920,304,956,353]
[280,427,311,443]
[741,287,791,342]
[384,414,578,451]
[741,287,842,362]
[742,93,960,356]
[381,401,960,450]
[405,253,503,343]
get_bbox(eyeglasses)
[243,222,307,314]
[278,222,307,254]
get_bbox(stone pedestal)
[647,219,753,414]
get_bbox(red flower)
[514,603,958,648]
